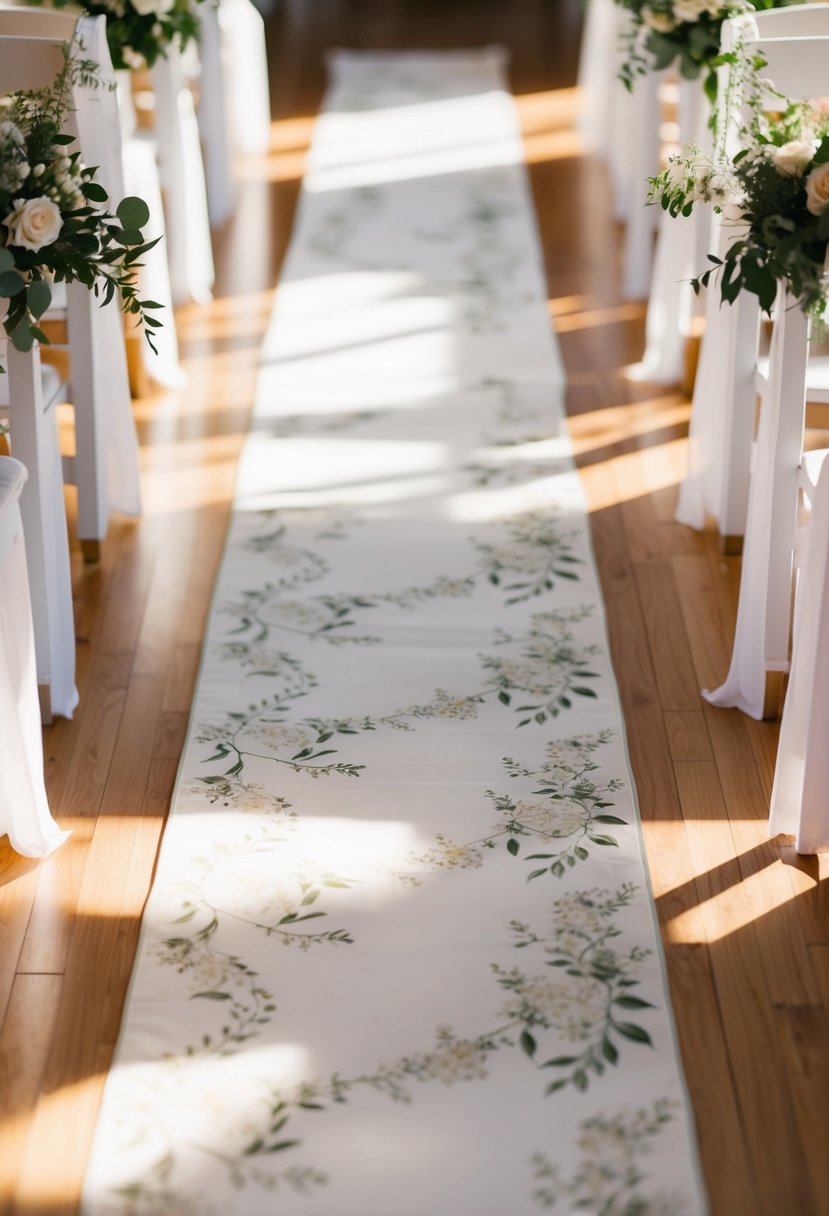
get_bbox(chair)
[197,0,271,227]
[630,78,711,384]
[0,8,143,561]
[148,49,215,305]
[676,3,829,547]
[0,456,70,855]
[576,0,662,298]
[1,336,78,723]
[700,25,829,719]
[769,455,829,852]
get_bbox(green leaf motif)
[615,1022,653,1046]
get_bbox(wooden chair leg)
[763,670,786,720]
[720,533,744,557]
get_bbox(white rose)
[130,0,175,14]
[805,162,829,216]
[3,195,62,251]
[771,139,818,178]
[643,7,676,31]
[0,120,24,148]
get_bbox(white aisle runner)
[83,50,707,1215]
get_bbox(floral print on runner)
[81,48,706,1216]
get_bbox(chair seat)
[756,354,829,403]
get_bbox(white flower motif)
[414,834,483,871]
[500,974,607,1041]
[512,798,584,838]
[421,1036,489,1083]
[544,737,596,771]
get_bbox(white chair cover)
[631,80,710,383]
[220,0,271,157]
[0,11,144,536]
[577,0,661,295]
[703,284,808,718]
[197,0,271,225]
[151,50,215,306]
[0,457,70,856]
[769,456,829,852]
[577,0,629,169]
[3,339,79,720]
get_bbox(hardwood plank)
[0,974,63,1216]
[673,762,816,1213]
[775,1005,829,1215]
[0,857,39,1034]
[665,966,756,1216]
[705,708,821,1007]
[635,562,704,711]
[672,553,733,692]
[664,710,713,762]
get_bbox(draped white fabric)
[703,284,805,719]
[0,458,70,857]
[769,456,829,852]
[82,50,706,1215]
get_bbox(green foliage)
[615,0,796,94]
[0,40,161,367]
[649,70,829,322]
[33,0,203,71]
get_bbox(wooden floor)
[2,1,829,1212]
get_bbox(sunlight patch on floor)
[664,862,809,945]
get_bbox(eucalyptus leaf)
[81,181,109,203]
[117,195,150,230]
[0,270,26,296]
[27,280,52,319]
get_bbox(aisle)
[82,49,705,1214]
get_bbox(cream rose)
[806,162,829,216]
[130,0,175,14]
[643,7,676,32]
[672,0,708,22]
[4,195,62,251]
[771,139,817,178]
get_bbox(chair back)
[0,11,125,201]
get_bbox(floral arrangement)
[649,74,829,320]
[35,0,203,72]
[616,0,791,98]
[0,44,160,365]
